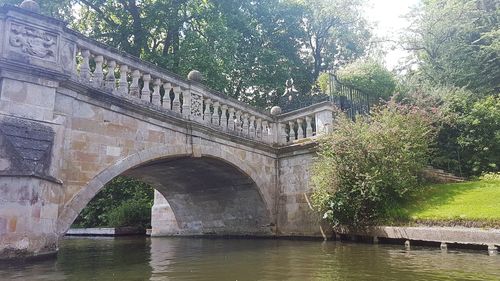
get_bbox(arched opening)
[60,153,273,237]
[71,176,154,232]
[125,156,271,236]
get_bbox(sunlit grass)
[387,177,500,227]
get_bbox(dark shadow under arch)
[125,156,271,236]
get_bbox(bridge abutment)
[0,177,62,259]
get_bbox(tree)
[72,177,154,228]
[403,0,499,95]
[299,0,371,81]
[336,59,396,99]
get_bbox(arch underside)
[124,157,272,236]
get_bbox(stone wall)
[276,145,327,238]
[0,177,61,259]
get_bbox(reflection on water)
[0,237,499,281]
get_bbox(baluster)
[141,74,151,102]
[152,78,162,105]
[182,88,191,118]
[93,55,104,88]
[256,118,262,139]
[242,114,249,136]
[118,65,129,95]
[204,98,212,124]
[79,50,91,83]
[281,123,288,144]
[130,70,141,98]
[249,116,256,138]
[105,60,117,93]
[262,120,269,142]
[297,118,304,139]
[212,102,220,126]
[162,83,172,108]
[228,108,235,131]
[221,105,228,130]
[172,86,181,112]
[288,121,295,141]
[306,116,313,137]
[235,111,242,132]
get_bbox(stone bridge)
[0,3,336,259]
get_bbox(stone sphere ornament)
[270,106,282,116]
[187,70,203,82]
[19,0,40,13]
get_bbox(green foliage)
[298,0,371,81]
[72,177,154,228]
[397,84,500,177]
[403,0,499,94]
[311,102,435,227]
[337,59,396,99]
[448,94,500,176]
[107,200,152,229]
[316,72,330,94]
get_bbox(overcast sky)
[364,0,421,69]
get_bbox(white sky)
[364,0,421,70]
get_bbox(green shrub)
[336,59,396,100]
[107,200,152,229]
[397,85,500,177]
[311,101,435,227]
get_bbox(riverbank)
[334,226,499,253]
[330,177,500,253]
[387,177,500,228]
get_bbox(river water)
[1,237,499,280]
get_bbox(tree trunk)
[312,36,322,82]
[162,0,183,71]
[122,0,145,57]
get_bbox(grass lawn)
[388,176,500,228]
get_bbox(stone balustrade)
[0,3,337,147]
[275,101,336,145]
[71,40,278,144]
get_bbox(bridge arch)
[57,144,275,236]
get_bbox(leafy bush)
[311,101,435,227]
[336,59,396,99]
[107,200,152,229]
[397,85,500,177]
[448,94,500,176]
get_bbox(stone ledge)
[336,226,500,247]
[65,227,145,236]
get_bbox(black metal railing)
[329,74,379,120]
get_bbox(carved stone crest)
[191,93,203,118]
[9,23,57,60]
